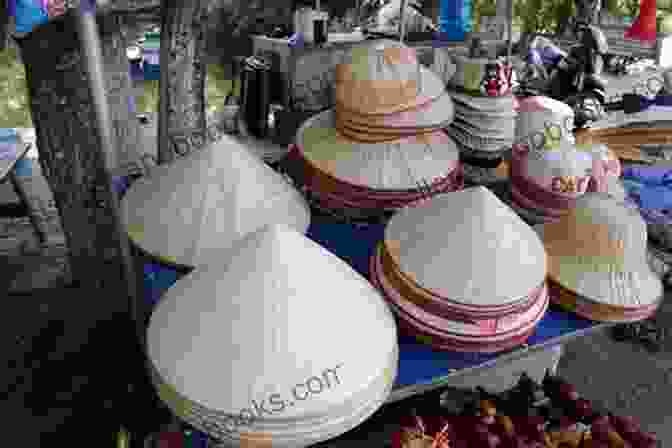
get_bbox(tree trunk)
[8,9,155,442]
[157,0,209,164]
[17,11,139,294]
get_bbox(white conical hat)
[147,224,398,421]
[384,186,547,306]
[121,136,310,267]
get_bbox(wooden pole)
[399,0,409,41]
[75,0,143,342]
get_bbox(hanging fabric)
[9,0,48,34]
[624,0,658,42]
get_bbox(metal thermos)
[240,56,272,138]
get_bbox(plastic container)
[439,0,472,41]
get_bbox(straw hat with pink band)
[534,193,663,323]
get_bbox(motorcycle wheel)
[567,93,605,128]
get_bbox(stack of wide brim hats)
[286,40,463,218]
[121,136,310,268]
[147,224,398,447]
[536,193,663,323]
[506,96,622,225]
[370,187,549,353]
[448,92,517,164]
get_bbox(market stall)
[8,0,672,446]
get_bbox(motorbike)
[519,22,609,128]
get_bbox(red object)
[624,0,658,42]
[156,431,184,448]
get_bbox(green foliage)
[514,0,574,33]
[472,0,497,31]
[0,46,33,128]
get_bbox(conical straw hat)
[147,224,398,422]
[295,110,459,191]
[121,136,310,267]
[536,193,662,308]
[384,187,547,307]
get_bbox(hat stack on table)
[443,43,517,186]
[147,225,399,447]
[370,187,550,353]
[285,40,463,220]
[121,136,310,268]
[536,193,663,323]
[506,96,621,225]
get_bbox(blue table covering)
[141,220,599,392]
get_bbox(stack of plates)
[369,187,549,352]
[148,224,399,447]
[447,92,517,162]
[536,193,663,323]
[286,40,463,217]
[121,136,310,267]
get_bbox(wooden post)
[399,0,409,41]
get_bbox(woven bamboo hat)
[335,40,446,116]
[147,224,398,423]
[121,136,310,267]
[384,186,547,307]
[536,193,662,308]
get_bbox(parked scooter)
[520,20,609,128]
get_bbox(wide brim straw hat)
[535,193,663,308]
[121,136,309,268]
[147,224,398,422]
[295,110,460,191]
[383,186,547,307]
[335,92,455,132]
[335,40,446,116]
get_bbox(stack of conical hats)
[121,136,310,267]
[286,40,463,218]
[370,187,549,352]
[536,193,663,323]
[507,97,622,224]
[147,225,398,447]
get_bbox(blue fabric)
[439,0,472,41]
[623,166,672,186]
[138,218,599,390]
[636,185,672,210]
[12,0,48,34]
[622,166,672,211]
